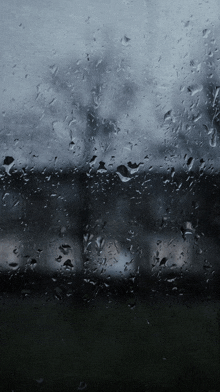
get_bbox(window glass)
[0,1,219,390]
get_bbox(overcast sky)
[1,0,220,171]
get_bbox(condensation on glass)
[1,2,220,391]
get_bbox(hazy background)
[1,0,220,170]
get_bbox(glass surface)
[0,0,219,390]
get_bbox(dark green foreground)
[0,295,219,392]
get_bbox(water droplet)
[93,95,101,109]
[21,289,31,295]
[199,159,205,171]
[159,257,168,266]
[69,141,75,150]
[2,192,10,201]
[121,35,131,46]
[59,244,71,255]
[171,167,175,177]
[128,302,136,309]
[49,64,58,75]
[203,124,210,134]
[209,129,217,147]
[89,155,97,167]
[187,84,203,96]
[212,86,220,107]
[8,262,19,270]
[63,259,73,268]
[127,161,143,174]
[181,222,194,240]
[97,161,107,173]
[203,29,210,38]
[4,156,14,165]
[192,113,201,122]
[3,156,14,175]
[95,236,105,252]
[164,110,172,121]
[185,156,194,171]
[116,165,131,182]
[116,172,131,182]
[167,278,176,283]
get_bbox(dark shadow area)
[0,295,219,392]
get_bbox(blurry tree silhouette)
[35,46,142,242]
[44,47,139,172]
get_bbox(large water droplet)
[63,259,73,268]
[127,161,143,174]
[116,165,131,182]
[181,222,194,240]
[30,258,37,266]
[159,257,168,266]
[8,262,19,270]
[97,161,107,173]
[3,156,14,175]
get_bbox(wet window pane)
[0,0,219,390]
